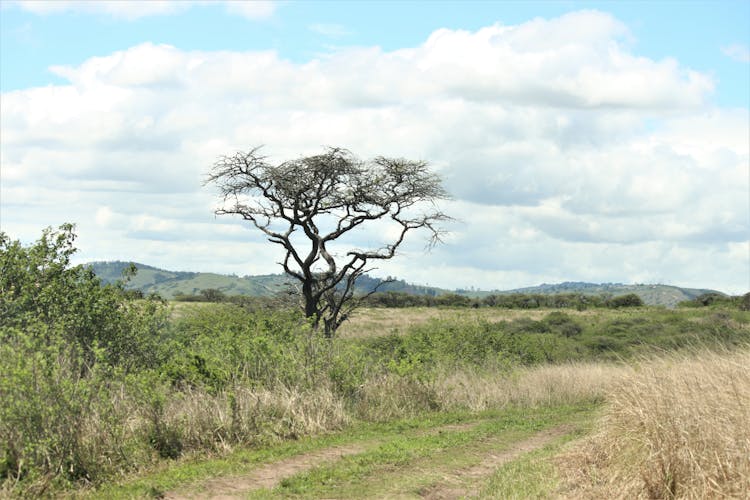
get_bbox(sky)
[1,0,749,294]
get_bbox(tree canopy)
[206,147,450,336]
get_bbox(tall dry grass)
[558,348,750,499]
[352,361,632,421]
[434,362,632,411]
[165,385,350,452]
[0,383,349,497]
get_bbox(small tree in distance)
[206,147,450,337]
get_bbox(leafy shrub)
[0,226,168,491]
[605,293,644,308]
[508,317,550,334]
[586,336,624,353]
[0,324,145,491]
[0,224,168,371]
[163,303,326,390]
[543,312,584,337]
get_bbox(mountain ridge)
[87,261,722,307]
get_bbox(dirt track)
[164,421,572,499]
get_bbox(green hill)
[87,261,723,307]
[88,261,289,299]
[499,282,719,308]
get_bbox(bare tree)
[206,147,450,337]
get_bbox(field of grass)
[3,292,749,497]
[92,404,597,499]
[557,348,750,498]
[84,345,750,499]
[336,306,563,338]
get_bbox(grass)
[251,404,597,499]
[86,410,496,499]
[85,359,610,499]
[556,347,750,498]
[336,306,591,338]
[6,303,749,498]
[480,435,581,499]
[433,361,631,411]
[167,300,216,319]
[79,347,750,499]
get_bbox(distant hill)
[87,262,445,300]
[87,261,722,307]
[88,261,289,299]
[498,282,719,308]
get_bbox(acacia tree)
[206,147,450,337]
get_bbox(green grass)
[478,416,594,499]
[478,442,565,498]
[88,404,597,499]
[84,411,489,499]
[251,404,598,499]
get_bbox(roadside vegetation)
[174,287,647,310]
[1,226,748,498]
[556,348,750,499]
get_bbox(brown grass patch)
[556,348,750,499]
[337,307,593,338]
[435,362,631,412]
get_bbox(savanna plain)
[2,227,749,499]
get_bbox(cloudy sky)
[1,1,748,293]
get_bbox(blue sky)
[1,1,749,293]
[3,1,749,106]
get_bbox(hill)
[499,281,718,308]
[87,261,722,307]
[88,261,288,298]
[87,262,444,300]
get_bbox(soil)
[164,443,368,499]
[164,422,569,499]
[418,424,573,500]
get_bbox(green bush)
[0,226,169,491]
[0,225,168,371]
[163,303,326,390]
[543,312,584,337]
[0,323,147,491]
[606,293,644,308]
[364,318,580,371]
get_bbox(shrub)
[0,225,168,371]
[0,324,145,492]
[0,226,168,492]
[162,303,333,391]
[605,293,644,308]
[542,312,583,337]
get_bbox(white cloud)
[12,0,190,19]
[722,43,750,63]
[1,11,747,293]
[309,23,352,38]
[222,1,276,20]
[11,0,277,20]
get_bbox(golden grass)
[435,362,632,412]
[161,385,351,452]
[337,307,595,338]
[350,360,632,423]
[556,348,750,499]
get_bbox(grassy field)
[4,299,749,498]
[557,348,750,499]
[336,306,564,338]
[337,304,749,339]
[91,404,598,499]
[85,345,750,499]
